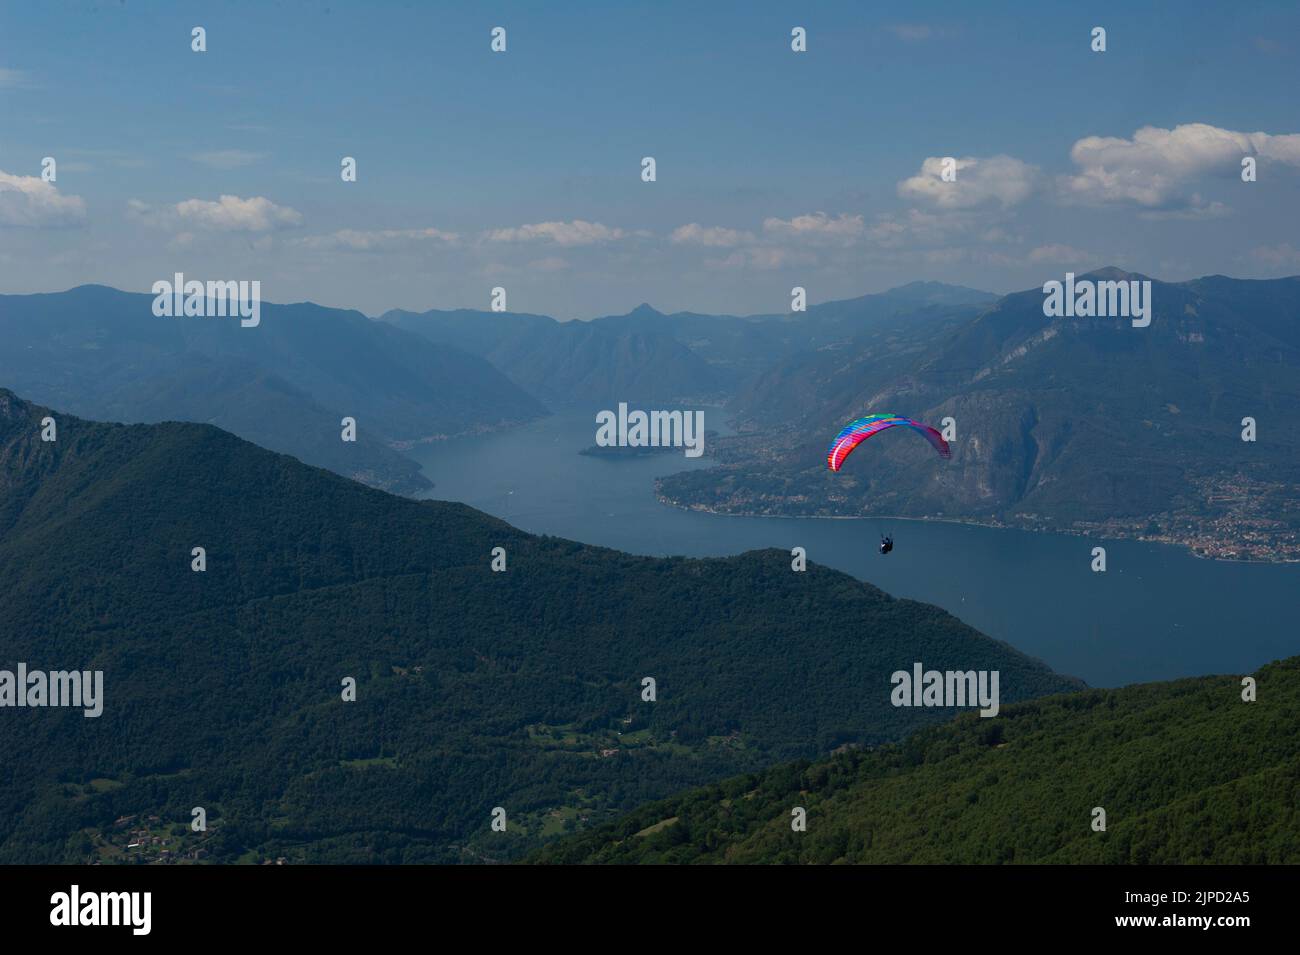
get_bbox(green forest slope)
[531,658,1298,863]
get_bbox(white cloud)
[864,208,968,247]
[128,195,301,232]
[1061,123,1300,210]
[0,169,87,227]
[865,218,908,246]
[175,194,302,231]
[762,211,864,242]
[670,223,753,247]
[298,227,459,251]
[670,214,859,269]
[485,219,626,246]
[898,155,1041,209]
[190,150,266,169]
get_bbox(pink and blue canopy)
[827,413,951,471]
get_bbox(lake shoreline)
[653,493,1300,565]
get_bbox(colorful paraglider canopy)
[826,413,951,471]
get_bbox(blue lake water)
[413,409,1300,689]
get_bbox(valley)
[0,388,1080,864]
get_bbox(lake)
[413,409,1300,688]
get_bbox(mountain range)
[0,285,547,495]
[657,270,1300,561]
[381,281,995,404]
[5,272,1297,562]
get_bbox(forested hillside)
[531,657,1297,864]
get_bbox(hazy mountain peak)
[1078,265,1153,283]
[627,302,663,318]
[888,279,989,297]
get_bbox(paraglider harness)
[879,535,893,555]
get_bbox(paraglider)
[827,413,948,557]
[826,413,950,472]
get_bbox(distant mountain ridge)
[0,285,547,493]
[381,281,996,403]
[383,304,727,404]
[0,280,1007,496]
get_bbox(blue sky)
[2,0,1298,318]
